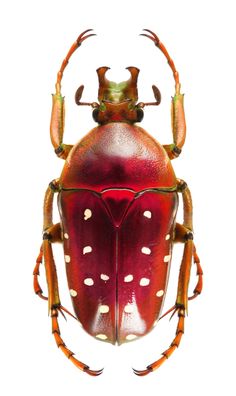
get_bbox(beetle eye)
[92,108,99,122]
[136,108,144,122]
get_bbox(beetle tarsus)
[134,311,185,374]
[83,366,104,376]
[141,29,179,86]
[140,29,160,45]
[51,306,104,374]
[132,367,153,376]
[76,29,96,45]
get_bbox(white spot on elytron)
[99,305,109,313]
[84,278,94,286]
[164,254,171,263]
[65,255,71,263]
[84,209,92,220]
[121,299,146,333]
[165,234,170,240]
[124,304,134,313]
[100,274,109,281]
[124,274,133,282]
[96,334,107,340]
[83,246,92,255]
[126,334,137,340]
[69,289,77,297]
[143,210,152,218]
[64,233,69,239]
[141,247,151,255]
[140,277,150,286]
[156,289,164,297]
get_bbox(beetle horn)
[96,66,140,103]
[97,67,111,101]
[125,67,139,102]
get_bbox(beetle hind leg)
[133,180,202,376]
[51,308,103,376]
[133,239,192,376]
[158,240,203,320]
[33,239,78,321]
[133,309,185,376]
[189,244,203,299]
[33,244,48,301]
[133,238,191,376]
[34,180,103,375]
[33,223,62,301]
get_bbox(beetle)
[33,29,203,376]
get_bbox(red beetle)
[34,29,203,376]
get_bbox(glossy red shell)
[58,122,178,344]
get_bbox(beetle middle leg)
[35,179,103,376]
[174,223,203,301]
[159,237,202,321]
[133,179,202,376]
[189,244,203,300]
[33,244,47,300]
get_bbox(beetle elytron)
[34,29,203,376]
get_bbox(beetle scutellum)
[34,29,203,376]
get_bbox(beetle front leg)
[50,93,73,160]
[162,89,186,159]
[141,30,186,159]
[44,238,103,376]
[50,30,96,160]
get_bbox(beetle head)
[92,66,144,124]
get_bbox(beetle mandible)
[34,29,203,376]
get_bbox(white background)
[0,0,235,395]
